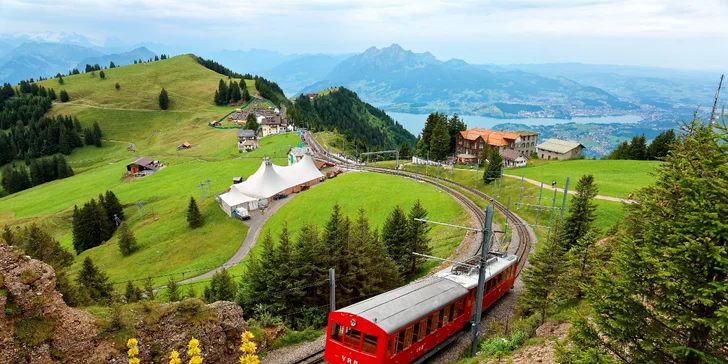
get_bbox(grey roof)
[537,138,585,154]
[237,129,256,137]
[336,277,468,334]
[289,147,310,157]
[499,148,520,161]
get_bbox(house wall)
[538,146,583,161]
[514,134,538,156]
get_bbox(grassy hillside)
[219,172,470,280]
[0,133,303,286]
[37,54,256,111]
[513,159,660,198]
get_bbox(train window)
[412,322,421,342]
[418,319,427,341]
[404,327,413,348]
[331,323,343,342]
[362,334,378,354]
[437,309,445,328]
[442,306,451,326]
[429,313,439,333]
[396,331,405,352]
[387,338,393,355]
[344,328,362,349]
[449,303,456,320]
[425,315,434,335]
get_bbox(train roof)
[334,253,518,335]
[337,277,468,334]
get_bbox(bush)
[177,297,204,316]
[19,269,40,285]
[479,330,529,358]
[270,327,323,350]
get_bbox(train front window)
[331,323,344,341]
[343,327,362,349]
[362,334,378,354]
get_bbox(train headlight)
[350,319,357,327]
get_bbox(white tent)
[223,153,324,205]
[218,188,259,216]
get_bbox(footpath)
[502,174,635,203]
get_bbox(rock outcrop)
[0,241,248,363]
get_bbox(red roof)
[459,128,520,147]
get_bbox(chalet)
[126,157,160,176]
[500,148,527,168]
[455,128,539,163]
[261,115,289,137]
[537,139,585,160]
[237,129,256,142]
[240,139,259,152]
[176,141,191,151]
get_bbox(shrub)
[14,316,57,346]
[479,330,529,358]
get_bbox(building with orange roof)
[455,128,538,163]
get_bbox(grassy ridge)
[37,55,256,111]
[513,159,660,198]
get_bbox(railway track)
[302,132,532,274]
[291,349,325,364]
[293,132,536,363]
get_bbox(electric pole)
[709,74,724,124]
[470,205,494,357]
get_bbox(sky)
[1,0,727,70]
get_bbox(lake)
[385,112,642,135]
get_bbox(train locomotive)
[324,252,518,364]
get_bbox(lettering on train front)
[341,356,358,364]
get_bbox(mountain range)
[0,35,717,120]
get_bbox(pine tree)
[125,281,141,303]
[521,228,565,324]
[167,276,180,302]
[187,196,203,228]
[115,82,120,90]
[406,200,432,275]
[109,61,116,68]
[118,222,137,256]
[216,79,228,106]
[158,88,169,110]
[76,257,113,301]
[568,120,728,363]
[382,205,410,274]
[92,198,114,242]
[143,276,155,300]
[629,134,647,160]
[484,148,503,184]
[99,70,105,79]
[561,174,598,250]
[57,75,64,85]
[92,121,102,147]
[288,224,327,308]
[186,285,197,299]
[48,88,57,100]
[646,129,676,160]
[59,89,69,102]
[59,126,71,154]
[209,268,236,301]
[447,113,467,153]
[103,190,124,224]
[242,86,251,103]
[429,115,450,160]
[245,113,259,131]
[398,141,410,158]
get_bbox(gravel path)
[178,195,298,285]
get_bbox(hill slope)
[38,54,252,111]
[289,87,415,148]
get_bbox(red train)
[324,252,518,364]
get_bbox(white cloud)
[0,0,726,68]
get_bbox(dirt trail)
[502,174,636,203]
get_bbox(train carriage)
[325,253,518,364]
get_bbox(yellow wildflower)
[169,350,181,364]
